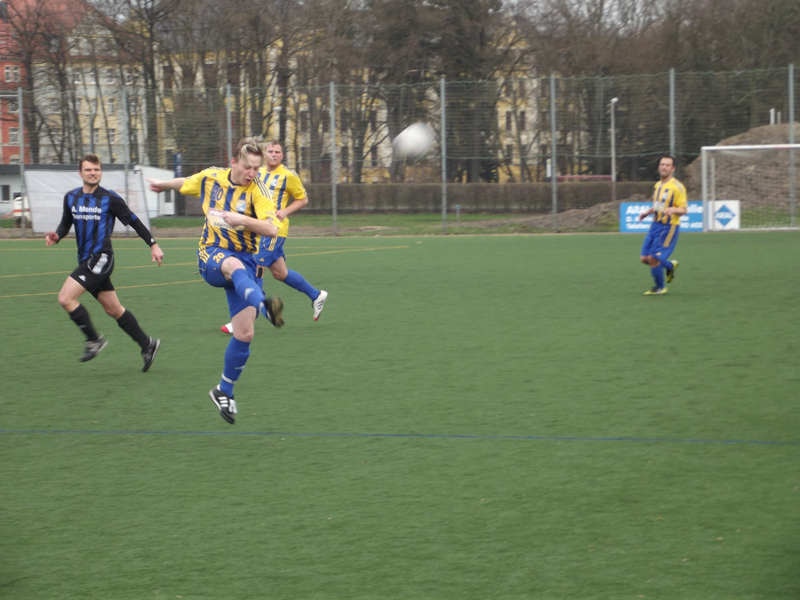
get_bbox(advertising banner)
[620,201,704,233]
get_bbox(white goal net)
[701,144,800,230]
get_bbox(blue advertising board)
[619,200,704,233]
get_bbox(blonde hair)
[234,137,264,164]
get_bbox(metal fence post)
[701,146,708,232]
[330,81,338,237]
[789,64,795,227]
[610,97,618,203]
[18,86,26,238]
[226,84,232,164]
[550,73,557,232]
[669,68,676,161]
[122,85,130,235]
[441,77,447,235]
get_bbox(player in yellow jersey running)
[220,140,327,335]
[638,155,687,295]
[147,138,283,425]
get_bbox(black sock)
[116,309,151,350]
[68,304,99,341]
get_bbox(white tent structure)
[23,165,173,234]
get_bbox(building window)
[1,185,10,201]
[128,97,138,113]
[4,65,20,82]
[519,111,526,130]
[506,144,514,164]
[92,129,100,144]
[505,111,512,132]
[341,145,349,169]
[519,80,526,96]
[340,110,350,130]
[369,111,377,132]
[300,146,308,169]
[85,70,95,84]
[108,129,116,145]
[370,146,378,167]
[74,98,81,114]
[9,155,20,164]
[104,68,115,84]
[9,127,19,144]
[6,99,18,113]
[107,98,115,114]
[300,110,309,133]
[72,68,82,84]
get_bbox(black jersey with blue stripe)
[55,186,155,263]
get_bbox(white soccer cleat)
[221,322,233,334]
[313,290,328,321]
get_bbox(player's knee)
[640,256,651,265]
[58,290,76,311]
[272,271,286,281]
[234,330,254,343]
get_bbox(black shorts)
[70,252,116,299]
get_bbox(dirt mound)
[682,124,800,210]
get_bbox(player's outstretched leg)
[282,270,327,321]
[68,304,107,361]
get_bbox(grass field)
[1,231,799,599]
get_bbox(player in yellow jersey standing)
[220,140,327,334]
[147,138,283,425]
[638,155,688,295]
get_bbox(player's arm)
[148,177,187,193]
[222,212,278,238]
[638,207,655,221]
[46,195,74,246]
[110,195,164,266]
[276,195,308,221]
[275,173,308,220]
[663,186,688,216]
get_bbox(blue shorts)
[254,236,287,269]
[641,222,680,261]
[198,246,259,318]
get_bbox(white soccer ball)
[392,122,436,160]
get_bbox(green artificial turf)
[1,232,798,599]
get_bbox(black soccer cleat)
[80,335,108,362]
[261,296,284,328]
[666,260,679,283]
[141,338,161,372]
[209,386,237,425]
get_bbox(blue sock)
[283,269,319,301]
[660,258,673,271]
[651,266,665,289]
[231,269,265,310]
[219,337,250,395]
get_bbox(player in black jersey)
[46,154,164,370]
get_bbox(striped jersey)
[651,177,687,225]
[180,167,276,253]
[56,186,155,263]
[258,164,306,238]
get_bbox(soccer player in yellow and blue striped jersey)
[148,138,282,425]
[221,140,327,334]
[638,155,687,295]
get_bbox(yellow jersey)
[258,164,307,238]
[180,167,276,253]
[652,177,687,225]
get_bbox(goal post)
[701,144,800,231]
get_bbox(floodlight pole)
[550,73,557,233]
[789,64,796,227]
[610,97,618,203]
[441,76,447,235]
[226,84,233,164]
[330,81,338,237]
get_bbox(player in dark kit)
[46,154,164,370]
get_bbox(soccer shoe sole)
[209,389,236,425]
[80,337,108,362]
[666,261,679,283]
[142,339,161,372]
[267,296,284,328]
